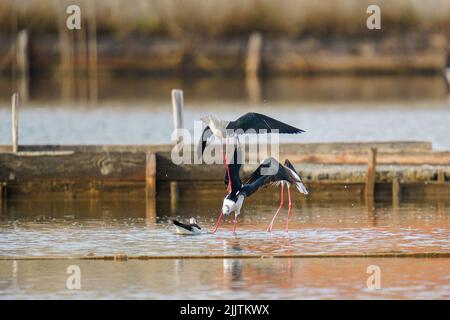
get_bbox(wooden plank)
[0,141,432,155]
[0,152,146,182]
[365,148,377,198]
[285,151,450,165]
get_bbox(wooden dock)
[0,141,448,201]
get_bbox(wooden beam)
[0,152,146,182]
[11,93,19,153]
[285,151,450,165]
[0,141,432,155]
[365,148,377,198]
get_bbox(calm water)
[0,75,449,149]
[0,196,449,299]
[1,258,449,299]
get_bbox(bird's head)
[222,192,244,216]
[189,217,197,225]
[222,194,237,216]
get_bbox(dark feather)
[172,220,194,232]
[241,175,269,197]
[243,157,290,187]
[199,126,213,156]
[224,146,242,193]
[226,113,304,134]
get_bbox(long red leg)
[223,138,232,193]
[285,186,292,232]
[267,183,284,232]
[232,214,238,233]
[212,212,223,233]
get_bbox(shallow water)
[0,258,449,299]
[1,198,449,257]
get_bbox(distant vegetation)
[0,0,449,38]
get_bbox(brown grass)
[0,0,449,38]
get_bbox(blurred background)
[0,0,449,147]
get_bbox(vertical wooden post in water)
[58,0,75,100]
[171,89,184,145]
[146,152,156,197]
[392,174,401,208]
[245,32,263,104]
[16,30,29,102]
[11,93,19,153]
[365,148,377,199]
[246,32,262,78]
[87,0,98,103]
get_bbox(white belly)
[175,225,201,235]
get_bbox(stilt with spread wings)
[212,146,308,233]
[243,158,309,232]
[200,113,305,193]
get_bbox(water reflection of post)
[170,182,179,215]
[223,259,244,290]
[366,196,377,227]
[392,174,401,209]
[87,0,98,104]
[145,194,157,227]
[58,0,75,101]
[12,260,18,289]
[145,152,157,227]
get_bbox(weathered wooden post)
[171,89,184,145]
[87,0,98,103]
[392,174,401,208]
[245,32,263,78]
[245,32,263,104]
[146,152,156,197]
[365,148,377,198]
[437,170,445,182]
[11,93,19,153]
[16,30,29,102]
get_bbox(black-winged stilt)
[173,218,202,235]
[212,146,269,233]
[212,147,308,233]
[200,112,305,192]
[243,158,308,232]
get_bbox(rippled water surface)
[0,196,449,299]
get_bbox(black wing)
[224,146,242,193]
[172,220,194,232]
[284,159,298,174]
[199,126,214,156]
[241,175,269,197]
[243,157,290,187]
[226,113,304,134]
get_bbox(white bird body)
[201,115,229,140]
